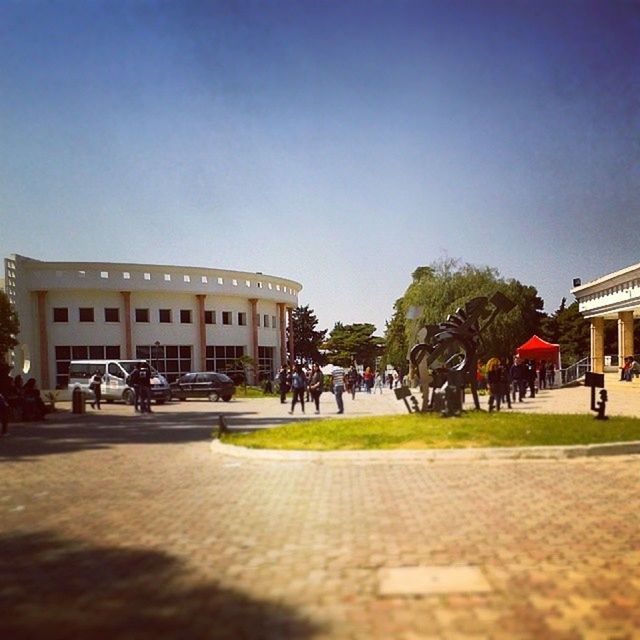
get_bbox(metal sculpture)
[398,292,515,416]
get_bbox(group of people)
[0,374,47,436]
[619,356,640,382]
[277,362,392,415]
[483,357,556,412]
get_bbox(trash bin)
[72,387,85,414]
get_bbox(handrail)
[558,356,591,386]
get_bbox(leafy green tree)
[323,322,384,368]
[541,298,590,365]
[287,305,327,364]
[381,298,409,375]
[388,258,545,364]
[0,290,19,392]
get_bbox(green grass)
[221,412,640,451]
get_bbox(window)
[123,272,130,280]
[53,307,68,322]
[136,344,192,383]
[100,271,109,279]
[144,272,151,280]
[217,277,223,285]
[135,308,149,323]
[271,315,276,328]
[159,309,172,323]
[104,308,120,322]
[55,344,121,389]
[263,314,269,328]
[184,275,191,283]
[205,310,216,325]
[79,307,94,322]
[180,309,192,324]
[205,345,245,380]
[256,314,261,327]
[201,276,208,284]
[222,311,232,325]
[238,312,247,326]
[258,346,275,382]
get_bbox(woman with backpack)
[308,363,324,414]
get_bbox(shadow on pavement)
[0,530,323,640]
[0,408,323,461]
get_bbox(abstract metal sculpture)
[398,292,515,416]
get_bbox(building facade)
[571,262,640,372]
[4,254,301,389]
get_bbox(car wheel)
[222,395,232,402]
[122,389,135,405]
[208,392,220,402]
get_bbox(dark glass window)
[238,312,247,326]
[180,309,192,324]
[135,308,149,323]
[159,309,172,323]
[205,310,216,325]
[104,308,120,322]
[105,346,121,359]
[53,307,68,322]
[79,307,94,322]
[222,311,232,325]
[89,345,103,359]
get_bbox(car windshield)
[215,373,233,383]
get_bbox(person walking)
[138,362,152,413]
[331,364,346,414]
[373,372,383,394]
[510,357,526,403]
[487,358,501,412]
[308,363,324,414]
[347,366,358,400]
[89,369,103,409]
[277,366,288,404]
[538,360,547,390]
[288,363,306,414]
[127,362,142,412]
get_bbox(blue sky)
[1,0,639,335]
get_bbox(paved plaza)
[1,381,640,639]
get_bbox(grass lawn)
[222,412,640,451]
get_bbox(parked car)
[170,372,236,402]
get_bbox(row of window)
[52,307,278,327]
[54,344,276,388]
[54,268,298,295]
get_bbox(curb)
[210,439,640,462]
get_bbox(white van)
[67,360,171,404]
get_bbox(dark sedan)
[170,372,236,402]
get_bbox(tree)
[323,322,384,368]
[541,298,590,365]
[287,305,327,364]
[380,298,409,375]
[231,354,256,392]
[0,290,19,392]
[387,258,545,365]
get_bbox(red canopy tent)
[515,335,561,368]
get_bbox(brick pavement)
[1,395,640,639]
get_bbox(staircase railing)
[558,356,591,386]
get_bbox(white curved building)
[3,254,301,389]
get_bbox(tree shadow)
[0,530,324,639]
[0,408,324,461]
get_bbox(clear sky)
[1,0,638,335]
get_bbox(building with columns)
[571,262,640,373]
[3,254,300,389]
